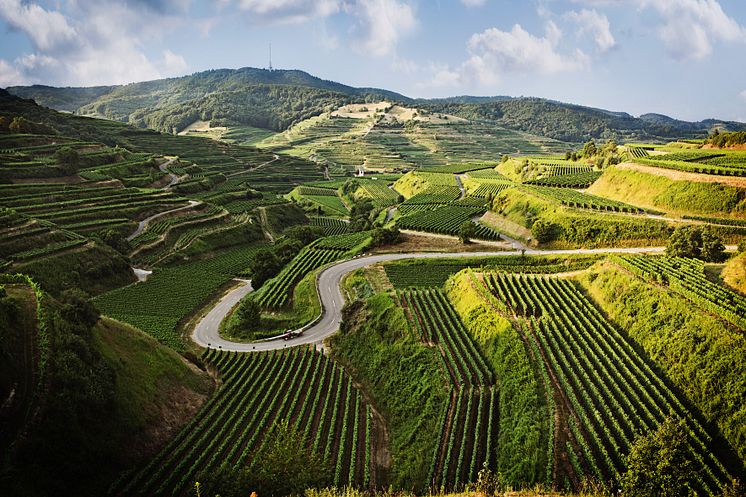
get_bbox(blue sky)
[1,0,745,121]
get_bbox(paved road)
[191,245,676,352]
[127,200,201,241]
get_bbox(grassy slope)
[492,187,673,247]
[329,293,448,490]
[722,252,746,294]
[444,271,546,485]
[577,261,746,467]
[91,317,213,463]
[587,165,746,218]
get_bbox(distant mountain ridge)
[7,66,746,142]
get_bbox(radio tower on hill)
[268,42,273,72]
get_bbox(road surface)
[191,245,675,352]
[127,200,201,241]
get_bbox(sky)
[1,0,745,121]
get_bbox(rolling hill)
[8,67,746,142]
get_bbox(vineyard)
[527,171,602,188]
[396,206,501,240]
[114,347,375,496]
[481,272,734,493]
[255,244,345,309]
[94,244,266,350]
[310,216,350,236]
[383,256,599,289]
[521,185,652,214]
[400,289,497,489]
[611,256,746,330]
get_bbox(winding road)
[192,245,676,352]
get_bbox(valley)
[1,69,745,497]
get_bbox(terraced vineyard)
[255,244,346,309]
[400,289,497,489]
[482,272,734,493]
[612,256,746,330]
[522,185,651,214]
[384,256,599,289]
[310,216,350,236]
[94,244,266,350]
[114,347,375,496]
[527,171,602,188]
[396,206,501,240]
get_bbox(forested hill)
[7,67,408,133]
[419,98,746,143]
[7,66,746,141]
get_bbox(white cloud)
[0,0,77,51]
[0,59,28,87]
[461,0,486,7]
[739,90,746,103]
[566,8,616,52]
[234,0,341,24]
[423,22,588,89]
[348,0,417,57]
[642,0,746,60]
[465,23,588,82]
[574,0,746,60]
[0,1,190,86]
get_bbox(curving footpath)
[192,246,678,352]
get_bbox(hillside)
[0,276,212,497]
[7,67,408,133]
[8,67,746,142]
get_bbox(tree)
[700,228,726,262]
[666,226,725,262]
[54,146,80,175]
[458,221,476,243]
[531,219,554,243]
[667,226,701,258]
[0,116,9,133]
[247,249,282,288]
[371,226,401,247]
[582,140,597,158]
[622,417,695,497]
[231,298,261,336]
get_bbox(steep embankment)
[0,277,212,497]
[444,271,546,485]
[587,164,746,218]
[722,251,746,294]
[577,261,746,466]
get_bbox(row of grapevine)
[396,206,501,240]
[255,245,344,309]
[526,171,601,188]
[469,182,511,198]
[681,215,746,227]
[483,272,733,493]
[113,347,373,496]
[612,255,746,330]
[402,288,493,386]
[310,216,350,236]
[520,185,650,214]
[400,288,499,490]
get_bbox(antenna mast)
[268,42,273,72]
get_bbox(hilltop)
[8,67,746,142]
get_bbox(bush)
[530,219,554,243]
[458,220,476,243]
[666,226,725,262]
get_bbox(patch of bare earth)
[127,381,209,462]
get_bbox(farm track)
[191,245,717,352]
[126,200,201,241]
